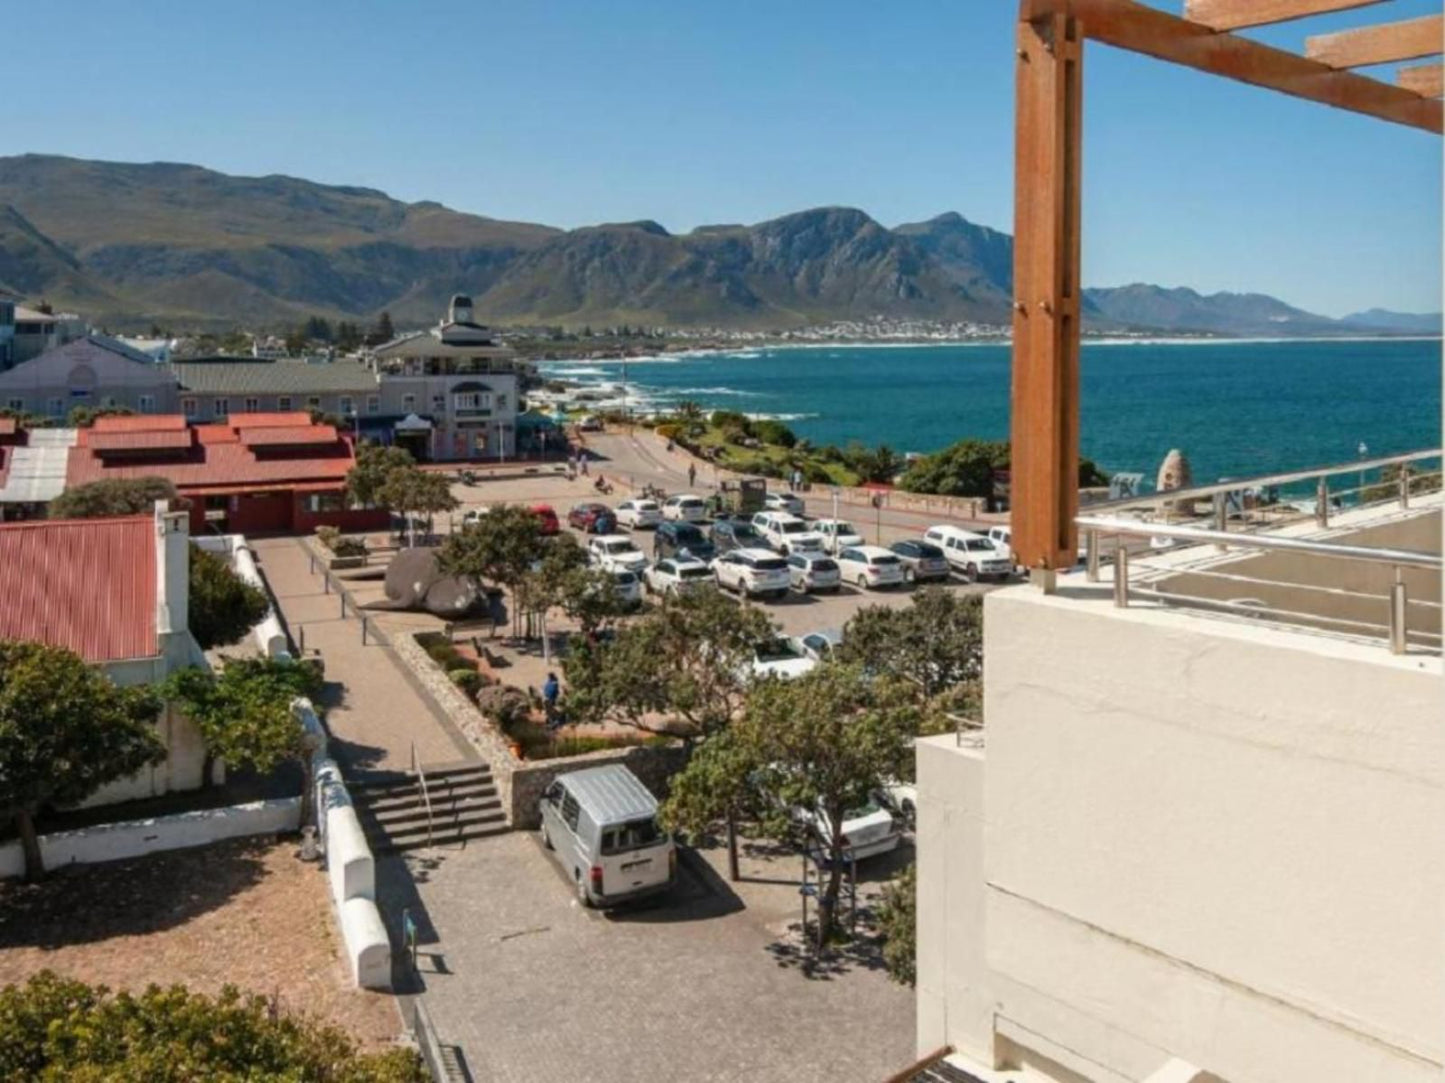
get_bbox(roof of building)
[84,429,193,452]
[8,335,159,371]
[0,418,17,437]
[371,329,515,361]
[170,359,379,395]
[0,516,157,662]
[92,414,188,433]
[238,425,339,447]
[14,306,57,325]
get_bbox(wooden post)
[1011,4,1083,572]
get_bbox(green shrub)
[448,668,482,698]
[750,419,797,448]
[421,636,464,670]
[316,525,340,551]
[877,865,917,987]
[654,422,682,441]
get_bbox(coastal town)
[1,3,1442,1083]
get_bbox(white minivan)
[924,525,1013,581]
[539,765,676,908]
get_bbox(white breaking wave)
[745,412,820,422]
[544,364,614,377]
[657,386,761,397]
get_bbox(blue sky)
[5,0,1440,316]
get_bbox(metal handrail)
[410,740,435,849]
[1077,517,1440,656]
[1085,447,1442,516]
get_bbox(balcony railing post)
[1212,492,1227,550]
[1113,540,1129,608]
[1085,528,1100,582]
[1399,469,1410,510]
[1316,478,1330,528]
[1389,566,1408,655]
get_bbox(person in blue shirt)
[543,672,561,727]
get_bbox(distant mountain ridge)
[0,154,1432,337]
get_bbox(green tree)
[49,477,179,520]
[516,534,623,642]
[563,588,775,740]
[664,664,916,947]
[366,311,395,346]
[437,505,547,636]
[163,656,325,824]
[377,466,457,547]
[188,544,270,651]
[876,864,917,986]
[898,438,1107,498]
[284,326,309,354]
[0,971,424,1081]
[304,315,334,343]
[0,641,165,879]
[839,588,983,700]
[344,443,416,508]
[335,320,363,351]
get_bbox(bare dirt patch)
[0,837,401,1049]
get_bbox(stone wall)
[391,629,687,828]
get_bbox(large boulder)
[371,547,505,621]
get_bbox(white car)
[609,568,644,609]
[764,491,806,516]
[751,511,825,555]
[800,798,903,862]
[924,525,1014,581]
[615,498,663,529]
[786,552,841,593]
[809,518,865,554]
[986,525,1014,565]
[836,545,906,589]
[644,557,715,597]
[460,505,493,527]
[747,637,819,681]
[877,779,917,829]
[798,628,843,662]
[663,494,709,523]
[713,548,791,599]
[588,534,649,574]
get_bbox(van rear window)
[601,817,664,854]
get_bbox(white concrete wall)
[0,797,300,879]
[927,585,1445,1082]
[82,704,214,808]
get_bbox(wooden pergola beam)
[1021,0,1442,133]
[1307,14,1445,69]
[1185,0,1386,33]
[1399,61,1444,97]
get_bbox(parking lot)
[381,828,916,1083]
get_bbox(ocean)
[539,338,1442,487]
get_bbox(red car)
[530,504,561,535]
[567,502,617,533]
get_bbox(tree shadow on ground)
[763,909,891,982]
[0,837,272,950]
[604,847,744,925]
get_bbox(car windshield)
[750,557,787,571]
[601,817,663,854]
[844,800,885,820]
[833,522,857,535]
[780,521,808,534]
[605,540,639,554]
[637,501,658,511]
[679,566,712,580]
[757,639,804,662]
[614,572,636,585]
[680,498,703,507]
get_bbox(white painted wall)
[82,704,217,807]
[0,797,300,879]
[340,896,392,990]
[918,584,1444,1082]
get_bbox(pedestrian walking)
[580,450,590,476]
[543,671,561,727]
[688,462,697,488]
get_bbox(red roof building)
[67,414,387,536]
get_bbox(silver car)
[787,552,841,593]
[889,539,952,583]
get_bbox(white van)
[923,525,1014,581]
[539,765,676,908]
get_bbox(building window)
[215,398,229,419]
[366,395,379,415]
[306,492,345,513]
[47,397,63,418]
[138,394,155,413]
[278,396,292,411]
[181,397,197,419]
[452,391,491,412]
[307,396,321,411]
[402,394,416,413]
[244,397,259,413]
[432,394,445,412]
[6,398,23,412]
[340,396,354,415]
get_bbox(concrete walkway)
[250,538,471,772]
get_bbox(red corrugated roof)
[68,429,355,491]
[90,414,188,433]
[86,430,195,451]
[240,425,338,446]
[0,516,156,662]
[195,425,241,445]
[229,412,316,429]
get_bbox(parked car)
[808,518,865,554]
[568,502,617,534]
[763,491,806,516]
[461,505,493,527]
[798,628,843,662]
[798,798,903,862]
[986,525,1014,564]
[655,520,716,563]
[786,552,841,593]
[644,557,715,597]
[530,504,561,535]
[615,498,663,529]
[923,525,1013,580]
[662,493,709,522]
[889,538,952,583]
[577,415,603,432]
[713,548,791,599]
[747,637,818,681]
[539,765,676,908]
[709,517,766,555]
[751,511,825,555]
[588,534,649,573]
[836,546,906,590]
[877,779,917,830]
[609,568,644,609]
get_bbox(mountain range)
[0,154,1436,338]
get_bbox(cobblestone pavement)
[378,832,915,1083]
[250,537,471,771]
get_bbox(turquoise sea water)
[540,338,1441,486]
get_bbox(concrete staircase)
[350,762,507,853]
